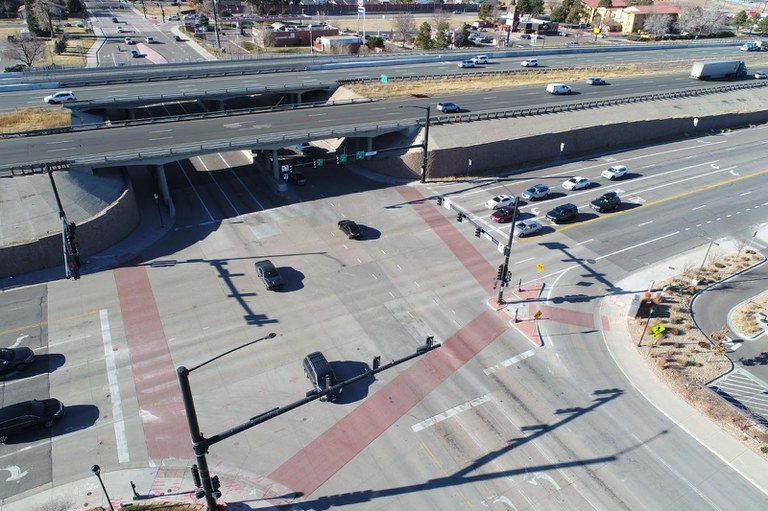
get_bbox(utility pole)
[496,197,520,304]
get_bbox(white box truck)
[690,60,747,80]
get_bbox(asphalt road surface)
[2,124,767,509]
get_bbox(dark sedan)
[590,191,621,212]
[0,347,35,372]
[255,260,283,290]
[0,399,65,442]
[338,220,363,240]
[546,203,578,223]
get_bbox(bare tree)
[33,0,64,37]
[431,9,451,29]
[392,13,417,48]
[2,38,46,68]
[644,14,673,39]
[677,6,727,37]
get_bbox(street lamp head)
[91,464,100,475]
[268,332,277,339]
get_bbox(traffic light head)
[191,464,201,488]
[475,228,482,237]
[457,213,463,223]
[436,197,443,206]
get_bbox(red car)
[491,206,516,223]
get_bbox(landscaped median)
[629,249,768,457]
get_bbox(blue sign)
[357,7,365,15]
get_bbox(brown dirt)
[628,250,768,458]
[0,108,71,133]
[732,293,768,338]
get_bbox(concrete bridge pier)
[269,149,287,192]
[154,164,176,218]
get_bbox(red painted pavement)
[114,266,189,459]
[268,310,508,497]
[541,305,595,329]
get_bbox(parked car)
[254,260,283,290]
[601,165,628,180]
[546,203,578,223]
[562,176,591,190]
[513,220,542,237]
[521,184,551,201]
[0,399,65,442]
[111,17,119,23]
[590,191,621,212]
[0,347,35,372]
[303,352,340,401]
[437,102,460,113]
[116,26,125,33]
[338,219,362,240]
[145,36,154,44]
[521,59,538,67]
[485,194,515,210]
[755,71,768,79]
[520,34,531,39]
[491,206,516,223]
[169,14,180,21]
[586,77,606,85]
[471,54,489,64]
[130,49,142,58]
[288,170,306,185]
[43,91,77,104]
[458,60,476,68]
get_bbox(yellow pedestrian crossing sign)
[533,310,543,319]
[651,324,666,337]
[537,263,544,273]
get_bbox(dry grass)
[732,292,768,337]
[0,108,71,133]
[630,250,768,458]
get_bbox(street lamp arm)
[188,332,277,373]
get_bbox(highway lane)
[8,44,768,111]
[4,74,768,170]
[3,128,768,508]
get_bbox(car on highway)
[145,36,154,44]
[521,184,550,201]
[471,54,489,64]
[338,219,363,240]
[0,347,35,372]
[43,91,77,104]
[546,203,578,223]
[755,71,767,79]
[562,176,591,190]
[437,102,460,113]
[491,206,516,223]
[590,191,621,212]
[458,60,476,68]
[485,194,515,210]
[117,26,125,33]
[288,170,306,185]
[601,165,628,180]
[111,17,119,23]
[586,77,606,85]
[513,219,542,237]
[0,398,65,442]
[130,49,142,58]
[124,37,135,44]
[255,260,283,290]
[546,83,571,95]
[521,59,538,67]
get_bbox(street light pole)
[399,105,431,183]
[497,196,520,305]
[90,465,115,511]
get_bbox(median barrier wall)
[0,175,139,279]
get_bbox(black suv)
[546,203,578,223]
[338,220,363,240]
[255,260,283,290]
[590,192,621,213]
[303,352,341,401]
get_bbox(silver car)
[514,220,542,238]
[521,184,550,201]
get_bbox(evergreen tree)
[733,10,748,30]
[433,21,450,49]
[24,0,43,36]
[414,21,432,49]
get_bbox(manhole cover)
[586,258,596,264]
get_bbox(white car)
[562,176,591,190]
[601,165,628,180]
[458,60,476,68]
[521,59,538,67]
[513,220,542,238]
[755,71,767,79]
[485,194,515,210]
[169,15,179,21]
[471,55,489,64]
[43,91,77,104]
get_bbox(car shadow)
[275,267,305,292]
[331,361,376,404]
[358,224,381,241]
[612,202,643,213]
[1,404,99,445]
[574,212,600,222]
[544,191,569,200]
[0,354,66,381]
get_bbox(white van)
[546,83,571,95]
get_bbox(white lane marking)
[692,205,706,211]
[222,153,265,210]
[148,136,173,141]
[514,257,534,265]
[178,161,216,223]
[638,221,653,227]
[195,156,241,217]
[411,395,491,432]
[0,466,28,482]
[484,349,535,374]
[12,334,28,347]
[148,129,173,134]
[45,140,73,145]
[100,309,130,464]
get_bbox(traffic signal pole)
[47,165,80,280]
[497,197,520,305]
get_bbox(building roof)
[624,5,682,15]
[581,0,629,9]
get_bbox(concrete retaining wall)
[0,176,139,279]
